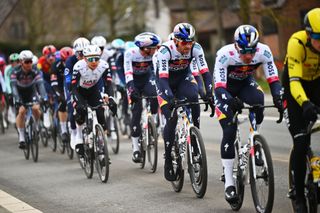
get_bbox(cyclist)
[157,23,214,181]
[282,8,320,213]
[71,44,117,154]
[214,25,283,204]
[11,50,48,149]
[65,37,90,149]
[124,32,161,162]
[4,53,20,124]
[91,35,107,60]
[51,46,74,144]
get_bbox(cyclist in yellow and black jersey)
[282,8,320,213]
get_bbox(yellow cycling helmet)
[304,8,320,39]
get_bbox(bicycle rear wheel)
[171,137,184,192]
[249,135,274,213]
[109,116,120,154]
[0,112,5,134]
[66,135,73,160]
[94,124,110,183]
[39,124,48,148]
[147,116,158,173]
[23,131,30,160]
[188,126,207,198]
[230,142,245,211]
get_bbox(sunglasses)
[176,39,194,46]
[10,60,19,63]
[46,54,55,58]
[86,57,100,63]
[23,60,33,64]
[239,48,257,55]
[310,33,320,40]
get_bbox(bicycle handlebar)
[169,99,211,120]
[306,105,320,134]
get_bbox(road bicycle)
[170,99,211,198]
[288,117,320,213]
[136,96,158,173]
[105,104,120,154]
[22,102,40,162]
[80,104,110,183]
[224,105,281,212]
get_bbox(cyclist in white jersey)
[124,32,161,162]
[214,25,283,204]
[157,23,214,181]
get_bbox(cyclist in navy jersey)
[214,25,283,204]
[51,47,74,144]
[157,23,214,181]
[124,32,161,163]
[65,37,90,149]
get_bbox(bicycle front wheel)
[94,124,109,183]
[249,134,274,213]
[110,117,120,154]
[171,135,184,192]
[188,126,207,198]
[30,123,39,162]
[23,131,30,160]
[147,116,158,173]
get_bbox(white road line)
[0,190,42,213]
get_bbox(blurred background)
[0,0,319,72]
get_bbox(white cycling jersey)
[124,46,154,83]
[72,59,110,89]
[214,42,279,89]
[157,40,208,78]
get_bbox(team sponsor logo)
[219,55,227,64]
[198,54,205,67]
[219,68,226,82]
[160,47,168,54]
[161,60,167,71]
[267,61,275,76]
[194,43,201,50]
[64,68,70,76]
[263,50,271,58]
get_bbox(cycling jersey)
[10,65,47,103]
[51,59,65,92]
[4,65,13,94]
[284,30,320,106]
[37,56,53,83]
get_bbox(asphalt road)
[0,110,320,213]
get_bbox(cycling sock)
[152,114,157,124]
[132,136,140,152]
[18,128,25,142]
[60,121,67,134]
[76,124,83,139]
[222,158,234,189]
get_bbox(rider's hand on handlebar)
[108,97,117,116]
[273,95,283,113]
[229,97,244,113]
[302,101,318,123]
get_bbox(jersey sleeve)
[286,38,308,106]
[213,48,229,89]
[157,46,170,79]
[124,50,134,84]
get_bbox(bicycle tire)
[23,131,30,160]
[110,117,120,154]
[49,126,57,152]
[0,112,5,134]
[230,142,245,211]
[171,135,184,192]
[94,124,110,183]
[140,136,146,169]
[147,116,158,173]
[66,134,74,160]
[249,135,274,213]
[30,121,39,162]
[39,125,48,147]
[187,126,207,198]
[83,144,94,179]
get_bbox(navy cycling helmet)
[134,32,161,48]
[173,23,195,42]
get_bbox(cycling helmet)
[0,57,5,66]
[173,23,195,42]
[234,25,259,49]
[19,50,34,61]
[60,47,74,61]
[9,53,19,62]
[125,41,136,49]
[134,32,161,48]
[83,44,101,57]
[91,36,107,48]
[32,55,38,65]
[73,37,90,52]
[167,32,174,41]
[111,38,125,49]
[304,8,320,38]
[42,45,56,56]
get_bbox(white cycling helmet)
[73,37,90,52]
[167,32,174,41]
[91,36,107,48]
[83,44,102,57]
[134,32,161,48]
[19,50,34,61]
[32,55,38,65]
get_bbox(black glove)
[206,95,215,117]
[167,98,175,111]
[129,87,140,103]
[229,97,244,113]
[302,101,318,122]
[14,98,22,109]
[108,97,118,116]
[273,95,283,113]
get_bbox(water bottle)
[239,144,250,170]
[311,156,320,184]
